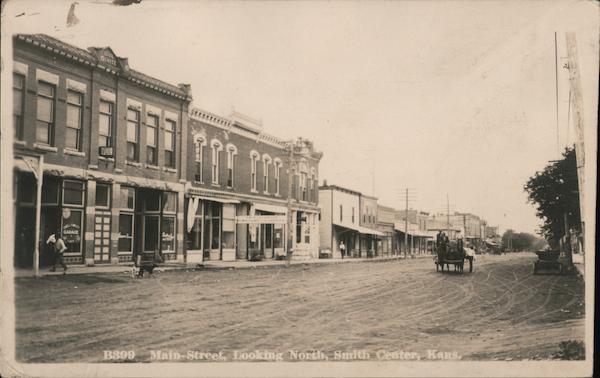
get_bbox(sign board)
[236,215,287,224]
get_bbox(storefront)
[185,195,239,262]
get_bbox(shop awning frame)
[188,194,240,204]
[333,221,384,236]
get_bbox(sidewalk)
[13,253,433,278]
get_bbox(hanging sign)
[236,215,287,224]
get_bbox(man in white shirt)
[48,232,68,274]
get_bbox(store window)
[162,192,177,213]
[161,217,176,253]
[95,183,110,208]
[164,119,176,168]
[99,100,113,148]
[118,213,134,252]
[120,187,135,210]
[222,204,235,249]
[186,199,203,250]
[13,73,25,140]
[146,114,159,165]
[304,214,311,244]
[63,180,84,206]
[36,81,55,145]
[62,209,83,254]
[65,90,83,151]
[118,186,135,253]
[126,108,140,161]
[145,191,161,212]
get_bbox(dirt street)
[14,253,584,362]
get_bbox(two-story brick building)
[184,109,322,262]
[12,34,192,267]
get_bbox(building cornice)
[15,34,192,101]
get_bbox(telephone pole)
[397,188,416,258]
[565,32,585,256]
[285,140,295,266]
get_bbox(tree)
[524,147,581,249]
[501,229,547,251]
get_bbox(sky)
[2,0,598,234]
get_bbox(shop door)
[14,207,35,268]
[94,210,111,263]
[41,207,60,267]
[261,224,273,259]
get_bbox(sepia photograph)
[0,1,596,377]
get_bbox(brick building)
[184,109,322,262]
[12,33,187,267]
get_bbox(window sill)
[163,167,177,173]
[193,180,204,185]
[211,183,220,188]
[33,143,57,153]
[146,164,160,171]
[64,148,85,157]
[250,189,259,194]
[98,156,114,162]
[125,161,142,167]
[13,140,27,147]
[263,191,270,195]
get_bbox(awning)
[393,223,433,238]
[189,195,240,204]
[252,202,288,214]
[333,221,384,236]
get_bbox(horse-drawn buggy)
[434,239,473,273]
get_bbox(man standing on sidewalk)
[339,241,346,259]
[50,232,68,274]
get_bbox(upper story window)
[340,204,343,222]
[13,73,25,141]
[146,114,159,165]
[36,81,55,145]
[274,158,282,196]
[211,140,223,185]
[352,207,355,223]
[65,90,83,151]
[164,119,176,168]
[262,155,271,194]
[250,151,259,192]
[300,172,307,201]
[226,144,237,188]
[99,100,113,148]
[126,108,140,161]
[194,135,206,182]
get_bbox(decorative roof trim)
[15,34,191,101]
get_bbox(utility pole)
[33,155,44,278]
[565,32,585,256]
[446,194,450,233]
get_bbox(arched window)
[274,158,283,196]
[210,139,223,185]
[310,167,317,203]
[250,150,259,192]
[298,160,308,202]
[193,135,207,182]
[225,143,238,188]
[262,154,272,194]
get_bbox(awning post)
[33,155,44,278]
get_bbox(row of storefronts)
[11,33,322,268]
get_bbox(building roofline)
[14,34,192,101]
[319,184,362,197]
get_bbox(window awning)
[251,202,288,214]
[189,195,240,204]
[394,223,433,238]
[333,221,384,236]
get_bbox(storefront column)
[110,182,121,264]
[84,180,96,266]
[176,190,185,262]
